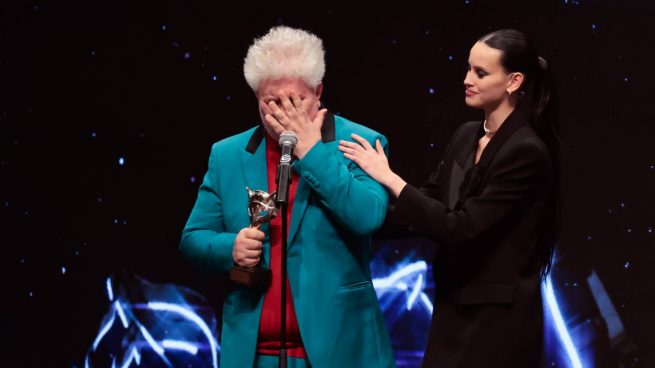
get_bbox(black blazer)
[393,109,555,368]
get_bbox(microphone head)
[279,131,298,146]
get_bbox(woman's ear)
[506,72,525,95]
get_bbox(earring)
[507,90,512,96]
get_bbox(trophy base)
[229,266,271,288]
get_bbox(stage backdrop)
[2,1,654,367]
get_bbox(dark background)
[2,1,654,366]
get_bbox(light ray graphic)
[543,275,584,368]
[371,245,435,368]
[586,271,624,340]
[86,274,220,368]
[115,301,129,328]
[120,346,141,368]
[92,312,116,351]
[148,301,219,368]
[138,324,165,356]
[373,260,433,318]
[419,293,433,314]
[406,273,423,310]
[161,340,200,355]
[373,261,427,291]
[107,277,114,301]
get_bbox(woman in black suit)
[339,29,559,368]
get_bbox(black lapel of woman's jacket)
[456,109,529,205]
[476,108,528,171]
[447,121,481,208]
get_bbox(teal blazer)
[180,113,396,368]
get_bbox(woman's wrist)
[384,172,407,198]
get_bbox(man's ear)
[315,82,324,99]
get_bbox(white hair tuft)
[243,26,325,92]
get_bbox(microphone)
[276,131,298,206]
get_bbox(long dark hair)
[479,29,561,277]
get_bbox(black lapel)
[245,125,265,154]
[456,109,528,204]
[477,109,528,170]
[446,122,480,208]
[454,124,480,168]
[321,111,336,142]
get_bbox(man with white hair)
[180,26,396,368]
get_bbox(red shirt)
[256,133,307,358]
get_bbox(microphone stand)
[276,139,294,368]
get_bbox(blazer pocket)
[455,283,514,305]
[338,280,372,291]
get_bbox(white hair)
[243,26,325,92]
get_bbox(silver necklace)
[483,120,495,135]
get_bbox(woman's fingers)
[338,145,357,156]
[375,139,386,156]
[351,133,373,150]
[339,139,365,152]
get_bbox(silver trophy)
[246,187,277,228]
[229,187,276,287]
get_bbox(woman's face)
[464,42,511,110]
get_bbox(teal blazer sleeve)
[179,142,237,274]
[293,133,389,237]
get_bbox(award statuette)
[229,187,277,288]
